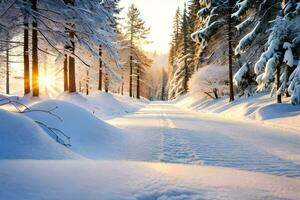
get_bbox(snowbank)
[176,93,300,132]
[25,100,126,159]
[0,109,78,159]
[58,92,147,120]
[1,160,300,200]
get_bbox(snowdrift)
[26,100,125,159]
[1,160,300,200]
[176,93,300,132]
[58,92,146,120]
[0,109,78,159]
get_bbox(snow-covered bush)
[189,65,229,99]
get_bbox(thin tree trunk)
[65,0,76,93]
[129,55,133,97]
[6,38,9,95]
[105,73,109,93]
[121,74,124,96]
[64,55,69,91]
[228,0,234,102]
[68,30,76,93]
[161,68,165,101]
[32,0,39,97]
[136,64,140,99]
[285,64,291,97]
[277,63,282,103]
[86,69,89,95]
[98,45,103,91]
[24,12,30,94]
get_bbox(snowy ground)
[109,102,300,177]
[1,160,300,200]
[175,93,300,132]
[1,92,300,199]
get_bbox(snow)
[25,99,125,159]
[58,92,146,120]
[0,109,79,159]
[233,63,249,86]
[283,42,294,67]
[175,93,300,132]
[110,102,300,177]
[1,92,300,199]
[1,160,300,200]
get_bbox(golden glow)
[38,66,62,98]
[39,75,54,87]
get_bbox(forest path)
[108,102,300,179]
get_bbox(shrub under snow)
[189,65,229,99]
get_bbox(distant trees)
[123,4,151,98]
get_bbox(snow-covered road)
[109,102,300,179]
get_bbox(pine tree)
[168,8,182,99]
[188,0,202,70]
[168,5,194,99]
[255,0,300,104]
[192,0,238,101]
[123,4,150,97]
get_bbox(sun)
[39,75,54,87]
[38,70,61,97]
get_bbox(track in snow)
[109,102,300,179]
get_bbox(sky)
[120,0,186,55]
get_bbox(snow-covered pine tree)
[188,0,202,71]
[255,0,300,104]
[168,7,182,69]
[167,8,182,99]
[192,0,237,101]
[232,0,280,97]
[169,4,194,99]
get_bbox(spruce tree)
[168,5,194,99]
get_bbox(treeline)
[0,0,152,99]
[168,0,300,105]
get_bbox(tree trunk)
[105,74,109,93]
[228,0,234,102]
[98,45,103,91]
[64,54,69,91]
[161,68,165,101]
[121,75,124,96]
[86,69,89,95]
[277,63,282,103]
[32,0,39,97]
[64,0,76,93]
[68,30,76,93]
[24,13,30,94]
[129,55,133,97]
[285,64,291,97]
[136,64,140,99]
[6,37,9,95]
